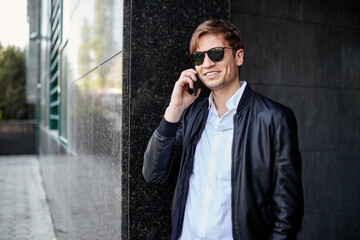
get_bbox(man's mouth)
[205,71,219,77]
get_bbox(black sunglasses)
[190,47,238,66]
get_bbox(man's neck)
[211,81,242,117]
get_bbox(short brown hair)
[190,19,244,53]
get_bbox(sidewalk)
[0,156,56,240]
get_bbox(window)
[49,0,61,130]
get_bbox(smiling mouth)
[205,71,219,77]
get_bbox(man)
[143,19,303,240]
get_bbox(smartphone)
[188,73,202,97]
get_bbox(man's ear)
[236,49,244,67]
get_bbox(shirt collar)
[208,81,247,112]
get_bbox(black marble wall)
[122,1,229,238]
[231,0,360,239]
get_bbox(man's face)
[195,33,244,92]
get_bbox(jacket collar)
[236,83,255,114]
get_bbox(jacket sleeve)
[269,107,304,240]
[142,118,182,184]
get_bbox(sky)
[0,0,29,49]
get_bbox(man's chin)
[203,81,224,91]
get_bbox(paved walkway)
[0,156,56,240]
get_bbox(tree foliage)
[0,42,28,120]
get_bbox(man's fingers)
[181,69,198,82]
[177,75,194,90]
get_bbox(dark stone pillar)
[122,1,230,239]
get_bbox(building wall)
[38,0,229,239]
[39,0,123,239]
[36,0,360,239]
[230,0,360,239]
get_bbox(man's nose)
[202,53,215,67]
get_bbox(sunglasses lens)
[191,47,227,65]
[192,52,204,66]
[208,48,225,62]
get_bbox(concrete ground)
[0,155,56,240]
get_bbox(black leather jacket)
[143,84,303,240]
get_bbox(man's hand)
[164,69,201,123]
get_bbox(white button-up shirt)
[179,82,247,240]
